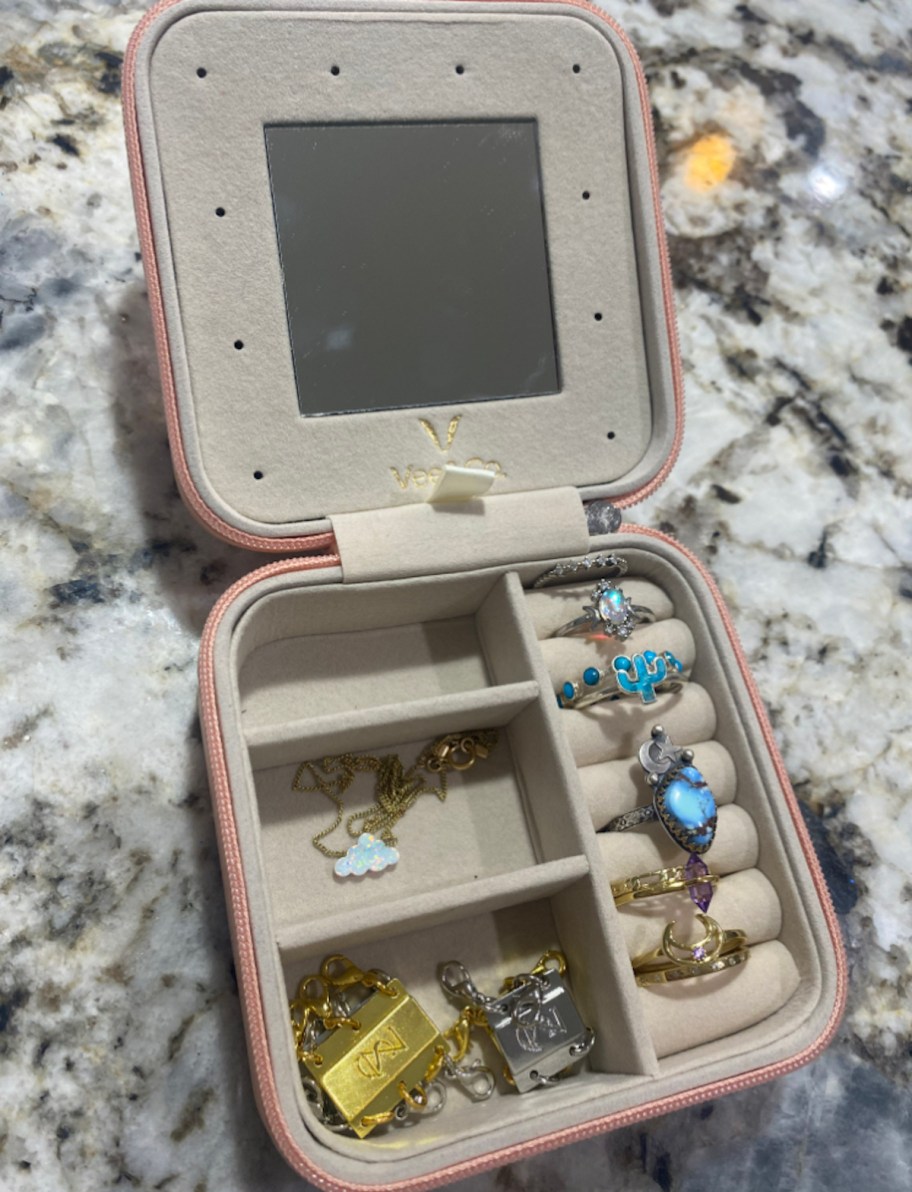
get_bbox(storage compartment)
[200,531,842,1187]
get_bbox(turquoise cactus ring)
[556,650,687,710]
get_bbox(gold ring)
[635,946,749,986]
[611,864,719,907]
[631,914,748,985]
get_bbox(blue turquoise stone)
[665,651,683,673]
[562,681,575,701]
[614,656,631,672]
[663,766,716,846]
[644,650,657,663]
[583,667,600,686]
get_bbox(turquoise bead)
[583,667,600,686]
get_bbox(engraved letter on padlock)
[303,979,445,1137]
[486,970,594,1092]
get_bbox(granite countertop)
[1,1,910,1189]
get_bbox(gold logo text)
[355,1027,407,1079]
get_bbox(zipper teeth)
[123,0,336,554]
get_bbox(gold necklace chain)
[292,730,499,858]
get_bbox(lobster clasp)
[427,733,490,773]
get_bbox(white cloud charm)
[334,833,400,878]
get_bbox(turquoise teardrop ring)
[602,726,718,856]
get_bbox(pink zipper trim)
[459,0,686,511]
[123,0,683,554]
[198,542,847,1192]
[123,0,335,554]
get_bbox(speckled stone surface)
[1,1,910,1189]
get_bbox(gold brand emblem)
[303,979,444,1137]
[355,1026,407,1078]
[390,416,506,492]
[419,415,462,452]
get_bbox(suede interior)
[133,0,680,539]
[206,532,841,1185]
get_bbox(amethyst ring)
[610,863,719,912]
[631,915,749,986]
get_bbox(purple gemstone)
[692,945,707,961]
[685,853,714,913]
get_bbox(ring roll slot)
[561,682,717,768]
[597,803,760,881]
[539,618,696,689]
[616,868,783,959]
[276,854,590,963]
[580,739,737,831]
[246,680,540,769]
[523,578,675,639]
[643,940,801,1059]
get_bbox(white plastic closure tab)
[427,463,497,504]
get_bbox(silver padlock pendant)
[485,970,594,1092]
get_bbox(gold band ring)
[631,914,748,984]
[611,865,719,907]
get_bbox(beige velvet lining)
[206,531,840,1185]
[133,0,679,538]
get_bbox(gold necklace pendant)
[293,730,499,878]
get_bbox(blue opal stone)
[583,667,600,686]
[663,766,717,847]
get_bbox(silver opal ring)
[556,651,687,709]
[552,579,655,641]
[603,726,718,858]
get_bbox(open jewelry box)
[124,1,846,1187]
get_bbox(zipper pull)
[585,499,623,535]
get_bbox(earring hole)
[215,207,226,217]
[234,340,244,350]
[330,65,341,76]
[607,431,616,441]
[572,64,581,74]
[253,470,264,480]
[582,191,590,200]
[594,312,603,322]
[196,67,207,78]
[455,64,465,75]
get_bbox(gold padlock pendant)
[303,979,444,1137]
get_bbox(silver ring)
[552,579,655,641]
[531,553,627,589]
[602,726,718,856]
[556,651,687,709]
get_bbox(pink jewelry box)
[123,1,846,1188]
